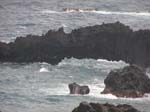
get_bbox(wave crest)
[41,9,150,16]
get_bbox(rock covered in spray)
[69,82,90,95]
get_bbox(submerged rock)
[69,82,90,95]
[0,22,150,67]
[102,65,150,98]
[72,102,140,112]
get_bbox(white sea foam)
[41,9,150,16]
[41,10,60,14]
[89,83,150,101]
[39,67,49,72]
[39,62,50,65]
[38,80,150,102]
[57,58,128,73]
[62,24,67,28]
[146,68,150,78]
[93,11,150,16]
[39,84,69,95]
[38,58,150,102]
[1,40,10,44]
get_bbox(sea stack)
[68,82,90,95]
[102,65,150,98]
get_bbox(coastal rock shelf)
[0,22,150,67]
[72,102,140,112]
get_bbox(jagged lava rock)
[69,82,90,95]
[72,102,140,112]
[0,22,150,67]
[102,65,150,98]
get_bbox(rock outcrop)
[72,102,140,112]
[102,65,150,98]
[63,8,97,12]
[69,82,90,95]
[0,22,150,67]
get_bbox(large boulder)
[102,65,150,98]
[68,82,90,95]
[72,102,140,112]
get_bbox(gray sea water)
[0,58,150,112]
[1,0,150,42]
[0,0,150,112]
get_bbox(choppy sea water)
[0,58,150,112]
[1,0,150,42]
[1,0,150,112]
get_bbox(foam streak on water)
[41,10,150,16]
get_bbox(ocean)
[0,0,150,112]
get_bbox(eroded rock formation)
[0,22,150,67]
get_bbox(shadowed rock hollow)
[102,65,150,98]
[0,22,150,67]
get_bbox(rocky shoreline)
[72,102,140,112]
[0,22,150,67]
[67,65,150,98]
[69,65,150,112]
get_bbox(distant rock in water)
[63,8,97,12]
[0,22,150,67]
[102,65,150,98]
[72,102,140,112]
[68,82,90,95]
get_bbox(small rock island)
[102,65,150,98]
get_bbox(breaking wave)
[57,58,128,73]
[39,67,49,72]
[41,9,150,16]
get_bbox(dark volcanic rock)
[0,22,150,67]
[72,102,140,112]
[102,65,150,98]
[69,82,90,95]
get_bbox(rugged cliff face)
[0,22,150,67]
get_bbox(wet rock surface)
[72,102,140,112]
[69,82,90,95]
[0,22,150,67]
[102,65,150,98]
